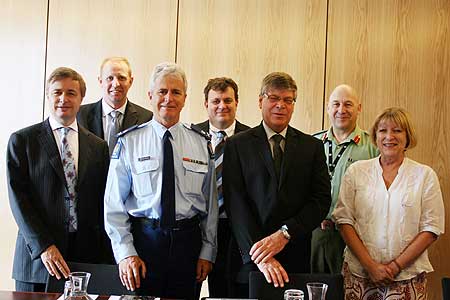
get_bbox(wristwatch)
[280,225,291,240]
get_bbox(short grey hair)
[149,62,188,92]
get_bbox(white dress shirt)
[262,121,287,155]
[332,157,445,280]
[102,99,127,143]
[209,121,236,151]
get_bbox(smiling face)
[205,86,238,129]
[375,119,408,160]
[148,74,186,128]
[259,88,295,133]
[99,60,133,109]
[327,86,361,132]
[47,77,83,126]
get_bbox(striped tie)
[59,127,78,232]
[215,131,227,215]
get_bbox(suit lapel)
[253,124,277,179]
[77,126,92,187]
[90,100,104,138]
[235,121,246,133]
[122,101,139,130]
[38,119,66,187]
[279,126,299,189]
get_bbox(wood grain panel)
[46,0,178,110]
[0,0,48,290]
[326,1,450,299]
[177,0,327,133]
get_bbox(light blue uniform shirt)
[104,120,218,263]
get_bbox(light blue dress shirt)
[104,120,218,263]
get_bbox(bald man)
[311,84,378,274]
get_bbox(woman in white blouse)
[332,107,444,299]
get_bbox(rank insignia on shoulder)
[183,157,208,165]
[187,123,212,141]
[353,135,361,144]
[111,141,122,159]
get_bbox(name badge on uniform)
[138,156,153,162]
[182,157,207,165]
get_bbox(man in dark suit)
[196,77,250,298]
[77,57,152,154]
[223,72,331,297]
[7,67,112,292]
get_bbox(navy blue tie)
[161,130,175,228]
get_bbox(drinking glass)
[284,289,304,300]
[306,282,328,300]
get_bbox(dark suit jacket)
[196,120,250,136]
[7,119,112,284]
[77,99,153,139]
[223,123,331,278]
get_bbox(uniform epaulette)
[116,122,147,138]
[184,123,212,141]
[360,129,370,136]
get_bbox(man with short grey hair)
[104,62,218,300]
[223,72,330,297]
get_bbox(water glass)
[63,280,72,299]
[284,289,304,300]
[306,282,328,300]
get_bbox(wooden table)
[0,291,176,300]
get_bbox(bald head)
[329,84,359,105]
[327,84,361,133]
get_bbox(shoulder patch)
[185,123,212,141]
[110,141,122,159]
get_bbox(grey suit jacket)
[77,99,153,139]
[7,119,112,283]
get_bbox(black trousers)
[207,219,242,297]
[131,217,202,300]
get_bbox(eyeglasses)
[263,93,296,105]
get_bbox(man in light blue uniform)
[104,62,218,300]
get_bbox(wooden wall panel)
[46,0,178,110]
[177,0,327,133]
[0,0,48,290]
[325,1,450,299]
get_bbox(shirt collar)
[49,116,78,132]
[102,98,128,117]
[151,119,181,140]
[209,120,236,137]
[262,121,287,140]
[324,125,362,145]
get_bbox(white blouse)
[332,157,445,280]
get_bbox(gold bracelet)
[393,259,402,272]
